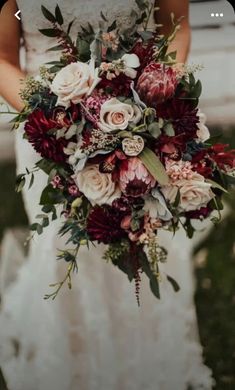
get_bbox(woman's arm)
[155,0,191,63]
[0,0,25,111]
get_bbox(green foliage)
[139,252,160,299]
[139,147,169,185]
[40,184,65,205]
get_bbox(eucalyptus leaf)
[148,122,161,138]
[164,123,175,137]
[139,148,169,185]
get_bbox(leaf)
[39,28,58,37]
[100,11,108,22]
[206,179,228,193]
[183,219,195,239]
[138,30,153,42]
[67,19,75,35]
[41,5,56,23]
[135,0,148,11]
[223,173,235,186]
[150,278,160,299]
[48,44,64,52]
[148,122,161,139]
[76,38,91,62]
[15,175,26,192]
[139,253,160,299]
[139,147,169,185]
[55,4,64,25]
[107,20,117,33]
[190,80,202,99]
[42,217,49,228]
[36,159,56,175]
[37,224,43,235]
[40,184,64,205]
[30,223,39,231]
[173,189,181,208]
[136,11,147,25]
[28,173,34,189]
[164,123,175,137]
[167,275,180,292]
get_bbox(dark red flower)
[156,99,199,139]
[136,63,178,107]
[131,40,155,73]
[192,162,213,178]
[186,206,211,220]
[98,73,132,97]
[87,205,127,243]
[208,144,235,169]
[25,109,75,163]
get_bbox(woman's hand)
[0,0,25,111]
[155,0,191,63]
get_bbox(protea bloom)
[119,157,156,197]
[136,63,178,107]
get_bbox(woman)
[0,1,213,389]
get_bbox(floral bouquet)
[12,1,235,302]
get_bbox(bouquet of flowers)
[13,1,235,302]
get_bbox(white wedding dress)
[0,1,214,389]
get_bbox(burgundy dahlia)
[157,98,199,138]
[119,157,156,198]
[25,109,68,163]
[87,205,127,244]
[136,63,178,107]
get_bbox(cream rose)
[74,164,121,206]
[51,60,100,109]
[161,172,214,211]
[98,98,142,132]
[196,110,210,142]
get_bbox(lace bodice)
[17,0,150,75]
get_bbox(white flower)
[51,60,101,109]
[161,172,214,212]
[121,53,140,79]
[74,164,121,206]
[98,97,142,132]
[196,110,210,142]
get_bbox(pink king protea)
[136,63,178,107]
[119,157,156,197]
